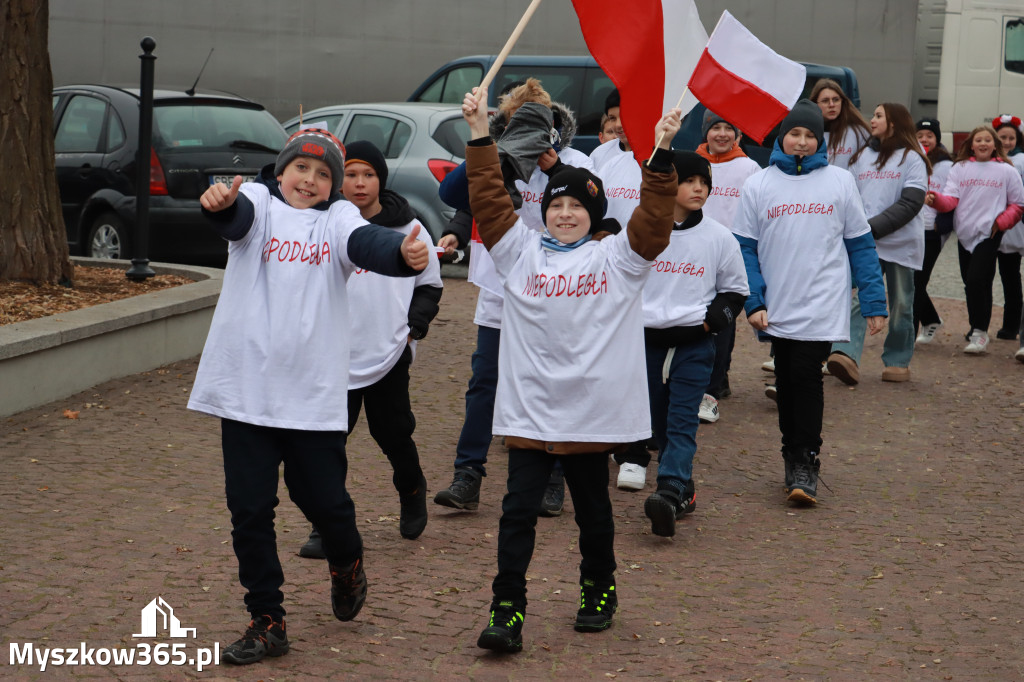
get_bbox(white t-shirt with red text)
[922,158,952,232]
[824,127,868,169]
[347,220,442,389]
[468,147,596,329]
[999,154,1024,255]
[487,220,652,443]
[643,216,749,328]
[702,156,761,228]
[590,139,641,229]
[850,147,928,269]
[732,165,872,341]
[941,159,1024,253]
[189,184,367,430]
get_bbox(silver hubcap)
[91,223,121,259]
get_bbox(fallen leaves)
[62,409,79,419]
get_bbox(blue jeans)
[832,259,915,368]
[454,325,500,476]
[646,337,715,487]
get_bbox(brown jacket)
[464,140,678,454]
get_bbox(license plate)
[210,174,256,186]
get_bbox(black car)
[52,85,288,265]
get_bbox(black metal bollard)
[126,36,157,282]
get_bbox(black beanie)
[701,109,738,141]
[671,151,713,190]
[605,89,620,114]
[275,128,345,188]
[916,117,942,142]
[344,140,389,187]
[540,167,606,232]
[778,99,824,144]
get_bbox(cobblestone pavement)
[2,266,1023,681]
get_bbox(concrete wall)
[49,0,925,122]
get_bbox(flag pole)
[476,0,545,101]
[648,86,689,163]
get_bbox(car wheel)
[86,212,129,259]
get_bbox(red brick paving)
[2,276,1023,680]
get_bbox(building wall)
[50,0,923,122]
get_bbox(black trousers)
[997,250,1023,334]
[347,345,423,495]
[958,235,1004,332]
[492,448,616,606]
[222,419,363,620]
[772,338,831,453]
[707,321,735,399]
[914,231,946,331]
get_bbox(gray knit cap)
[702,109,739,141]
[275,128,346,188]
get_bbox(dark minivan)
[409,55,860,163]
[52,85,287,265]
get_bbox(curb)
[0,258,223,417]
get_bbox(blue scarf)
[768,138,829,176]
[541,232,592,252]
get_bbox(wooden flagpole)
[648,86,689,163]
[476,0,545,100]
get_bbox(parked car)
[52,85,288,265]
[281,102,470,241]
[409,55,611,154]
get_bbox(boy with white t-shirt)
[732,101,887,506]
[189,129,430,664]
[297,141,443,559]
[461,86,681,653]
[639,151,748,537]
[694,110,762,422]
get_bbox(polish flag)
[687,11,806,143]
[571,0,707,165]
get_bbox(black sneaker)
[222,615,289,665]
[574,578,617,632]
[477,599,525,653]
[782,453,795,492]
[997,328,1018,340]
[329,557,367,621]
[433,467,481,510]
[787,451,820,505]
[538,469,564,517]
[399,475,428,540]
[298,527,325,559]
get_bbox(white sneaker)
[617,462,647,490]
[1015,346,1024,364]
[698,394,720,423]
[761,358,775,373]
[916,321,942,345]
[964,329,990,354]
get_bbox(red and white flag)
[571,0,706,165]
[687,11,806,143]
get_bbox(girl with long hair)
[991,115,1024,342]
[827,103,930,384]
[811,78,871,169]
[926,125,1024,354]
[913,118,955,344]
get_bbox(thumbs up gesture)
[200,174,244,212]
[401,224,429,271]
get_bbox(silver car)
[281,102,470,240]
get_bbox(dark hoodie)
[363,189,442,339]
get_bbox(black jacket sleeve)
[201,193,255,241]
[408,284,443,339]
[440,209,474,250]
[869,187,926,240]
[347,224,418,277]
[704,291,748,333]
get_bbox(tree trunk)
[0,0,74,284]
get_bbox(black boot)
[399,474,428,540]
[539,468,565,517]
[433,467,482,510]
[329,557,368,621]
[781,448,795,493]
[298,527,325,559]
[787,449,820,505]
